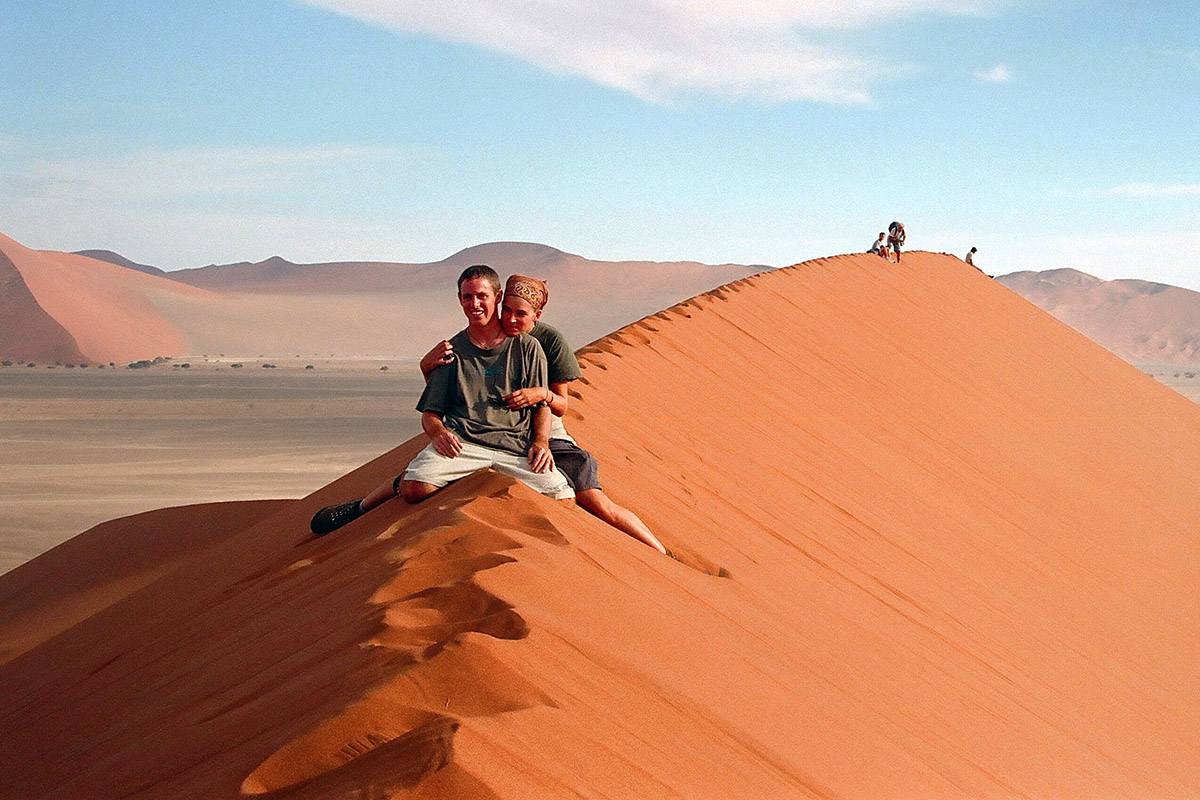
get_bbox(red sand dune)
[998,267,1200,364]
[3,252,1200,798]
[0,232,216,364]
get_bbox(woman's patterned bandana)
[505,274,548,311]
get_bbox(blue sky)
[2,0,1198,288]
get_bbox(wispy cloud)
[1103,183,1200,199]
[6,145,412,204]
[973,63,1012,83]
[1056,183,1200,200]
[300,0,1007,104]
[1163,47,1200,69]
[0,143,423,265]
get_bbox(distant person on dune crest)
[887,221,905,263]
[868,232,889,259]
[310,265,571,535]
[421,274,668,555]
[965,247,977,267]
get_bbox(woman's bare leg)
[575,488,667,554]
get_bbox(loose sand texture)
[3,252,1200,798]
[0,361,424,574]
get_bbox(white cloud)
[973,63,1012,83]
[299,0,1007,104]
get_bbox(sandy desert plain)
[3,352,1199,576]
[0,358,428,574]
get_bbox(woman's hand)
[420,340,455,378]
[503,387,550,410]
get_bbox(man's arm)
[422,411,462,458]
[527,405,553,473]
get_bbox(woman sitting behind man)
[421,274,667,555]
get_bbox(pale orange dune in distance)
[2,252,1200,798]
[0,232,215,363]
[0,232,761,362]
[998,267,1200,364]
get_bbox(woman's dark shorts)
[549,439,601,492]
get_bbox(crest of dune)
[2,252,1200,799]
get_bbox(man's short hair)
[457,265,501,294]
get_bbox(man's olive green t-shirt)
[417,329,548,456]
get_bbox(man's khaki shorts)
[402,440,574,500]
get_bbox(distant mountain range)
[0,231,763,363]
[995,269,1200,364]
[3,228,1197,366]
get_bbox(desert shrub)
[128,360,154,369]
[80,363,88,368]
[180,363,190,368]
[65,363,75,368]
[262,363,277,369]
[380,365,389,371]
[305,365,314,370]
[1,360,11,367]
[27,363,36,367]
[231,362,243,368]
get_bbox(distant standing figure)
[965,247,978,267]
[868,232,888,259]
[887,222,906,263]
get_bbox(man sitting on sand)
[310,265,572,535]
[421,274,668,556]
[868,232,889,259]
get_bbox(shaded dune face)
[3,252,1200,798]
[0,248,87,364]
[0,233,205,363]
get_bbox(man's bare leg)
[360,476,401,512]
[400,479,440,504]
[312,476,440,536]
[575,488,667,554]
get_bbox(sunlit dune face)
[458,278,498,326]
[501,295,541,336]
